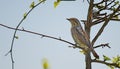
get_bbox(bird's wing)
[76,26,91,47]
[76,26,99,59]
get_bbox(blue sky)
[0,0,120,69]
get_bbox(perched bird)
[67,18,99,59]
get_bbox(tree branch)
[4,1,46,69]
[110,18,120,21]
[92,59,120,68]
[85,0,95,69]
[86,0,94,35]
[94,43,110,48]
[92,17,105,25]
[0,24,84,50]
[91,0,117,26]
[92,5,120,46]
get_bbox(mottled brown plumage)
[67,18,99,59]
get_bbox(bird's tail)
[91,49,99,59]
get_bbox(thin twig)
[92,5,120,46]
[0,23,77,48]
[110,18,120,21]
[0,23,84,51]
[94,43,110,48]
[92,14,109,25]
[5,1,45,69]
[91,0,116,26]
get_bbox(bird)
[67,18,99,59]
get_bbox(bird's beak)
[66,18,70,20]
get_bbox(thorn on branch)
[41,35,45,38]
[68,44,84,50]
[22,27,24,30]
[5,51,10,56]
[68,46,76,49]
[5,49,12,56]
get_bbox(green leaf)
[103,55,111,61]
[118,61,120,67]
[15,36,19,39]
[111,7,116,11]
[23,12,27,19]
[114,15,119,19]
[80,50,85,54]
[30,1,35,8]
[115,1,119,5]
[108,65,114,69]
[112,56,119,63]
[42,58,50,69]
[54,0,61,8]
[112,55,120,68]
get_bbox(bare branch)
[92,17,108,46]
[94,0,115,12]
[85,0,94,69]
[107,0,115,7]
[94,43,110,48]
[0,23,79,48]
[110,18,120,21]
[92,5,120,46]
[91,0,118,25]
[86,0,94,33]
[92,11,120,25]
[4,1,45,69]
[92,15,107,25]
[94,0,104,5]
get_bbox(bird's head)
[67,18,80,27]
